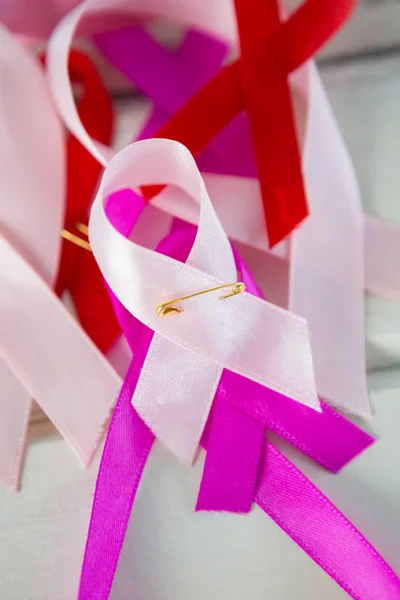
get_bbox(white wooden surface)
[1,56,400,598]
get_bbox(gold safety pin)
[60,222,91,251]
[156,282,246,317]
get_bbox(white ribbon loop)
[89,138,320,461]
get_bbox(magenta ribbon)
[78,189,400,599]
[94,26,256,178]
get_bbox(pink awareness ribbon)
[89,138,320,463]
[0,23,121,489]
[94,18,400,400]
[46,0,400,423]
[78,139,398,598]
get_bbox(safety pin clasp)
[60,222,91,251]
[156,282,245,317]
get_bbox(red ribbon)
[144,0,355,247]
[42,51,121,352]
[234,0,306,247]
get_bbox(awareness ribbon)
[79,140,398,598]
[51,50,121,353]
[89,138,319,463]
[0,24,120,489]
[46,0,371,419]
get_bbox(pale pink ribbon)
[88,138,319,462]
[46,0,400,419]
[0,24,121,490]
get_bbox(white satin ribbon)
[46,0,400,419]
[90,139,319,462]
[0,24,120,489]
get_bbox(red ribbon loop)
[53,51,120,352]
